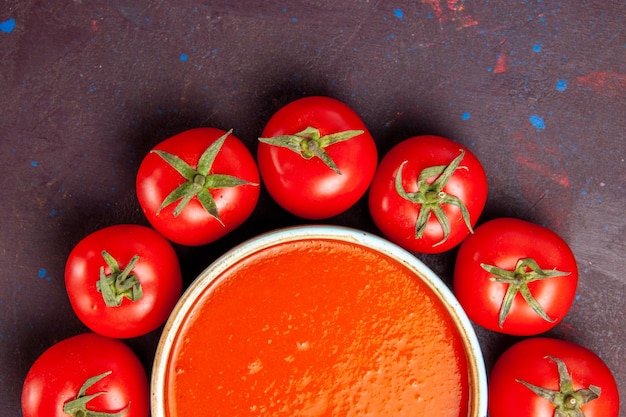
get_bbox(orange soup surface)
[165,239,470,416]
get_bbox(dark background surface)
[1,1,624,415]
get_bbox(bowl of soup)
[151,225,487,417]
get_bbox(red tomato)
[136,127,260,246]
[489,337,620,417]
[257,96,377,219]
[368,135,487,253]
[453,217,578,335]
[65,224,182,338]
[22,333,150,417]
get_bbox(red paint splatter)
[510,130,570,188]
[507,130,575,228]
[448,0,478,27]
[513,156,570,187]
[91,19,99,32]
[554,321,584,338]
[493,53,508,74]
[575,71,626,96]
[420,0,478,27]
[421,0,444,21]
[493,37,509,74]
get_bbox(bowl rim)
[151,224,488,417]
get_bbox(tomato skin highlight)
[136,127,260,246]
[21,333,150,417]
[453,217,578,335]
[488,337,620,417]
[257,96,378,219]
[65,224,182,339]
[368,135,488,254]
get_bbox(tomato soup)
[153,227,485,417]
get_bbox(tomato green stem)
[63,371,131,417]
[258,126,364,174]
[480,258,570,327]
[517,356,600,417]
[394,149,472,247]
[152,129,258,222]
[96,251,142,307]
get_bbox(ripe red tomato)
[489,337,620,417]
[22,332,150,417]
[368,135,487,253]
[136,127,260,246]
[65,224,182,338]
[257,96,377,219]
[453,217,578,335]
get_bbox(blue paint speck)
[533,44,542,52]
[393,8,404,19]
[180,53,188,62]
[529,114,546,130]
[38,268,47,278]
[31,160,38,167]
[461,112,471,121]
[555,79,568,92]
[0,17,16,33]
[49,209,58,217]
[292,17,297,22]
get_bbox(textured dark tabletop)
[1,1,624,416]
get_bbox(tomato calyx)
[152,129,258,223]
[395,149,472,247]
[63,371,131,417]
[96,251,142,307]
[481,258,570,327]
[258,126,364,174]
[516,356,601,417]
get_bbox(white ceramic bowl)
[152,225,487,417]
